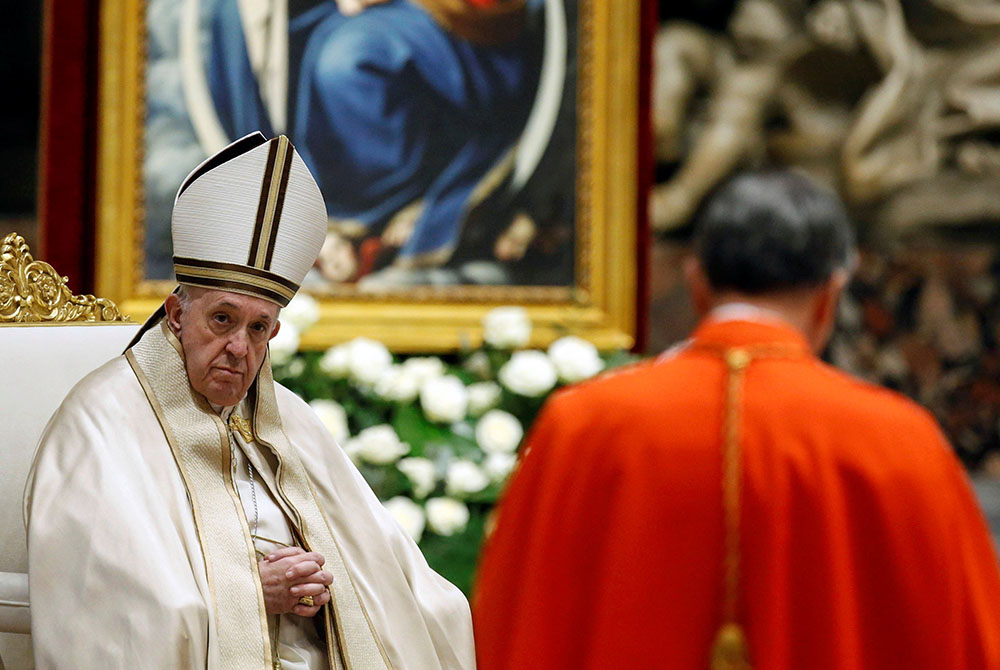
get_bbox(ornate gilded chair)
[0,234,139,670]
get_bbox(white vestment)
[225,400,328,670]
[24,324,475,670]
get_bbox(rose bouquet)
[271,297,634,594]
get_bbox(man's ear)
[268,319,281,341]
[809,270,848,351]
[164,293,183,336]
[683,256,713,318]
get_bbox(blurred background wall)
[0,4,41,252]
[3,0,999,477]
[648,0,1000,475]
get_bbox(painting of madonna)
[144,0,577,291]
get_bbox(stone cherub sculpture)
[651,0,1000,233]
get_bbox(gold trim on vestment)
[130,318,388,669]
[252,358,393,670]
[212,406,276,666]
[127,321,275,669]
[326,607,348,670]
[694,343,807,670]
[721,348,749,626]
[304,473,394,667]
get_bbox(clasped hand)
[258,546,333,617]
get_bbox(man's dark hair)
[692,170,856,294]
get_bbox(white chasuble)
[25,320,474,670]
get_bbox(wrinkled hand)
[335,0,390,17]
[258,546,333,617]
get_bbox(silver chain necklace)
[248,458,259,538]
[228,413,260,538]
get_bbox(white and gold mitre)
[171,132,326,307]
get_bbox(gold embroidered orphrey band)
[696,343,807,670]
[126,320,391,670]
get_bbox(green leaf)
[378,466,410,499]
[498,389,547,428]
[392,404,446,455]
[345,401,389,433]
[486,349,511,376]
[450,367,477,385]
[463,481,503,504]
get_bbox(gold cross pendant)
[228,413,255,443]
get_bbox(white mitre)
[171,131,326,307]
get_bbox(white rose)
[467,381,502,417]
[475,410,523,454]
[383,496,425,543]
[425,497,470,536]
[445,459,490,497]
[285,357,306,378]
[420,375,469,424]
[548,335,604,383]
[374,365,421,403]
[309,399,350,443]
[498,350,558,397]
[280,293,320,332]
[318,344,350,379]
[353,424,410,465]
[482,307,531,349]
[346,337,393,387]
[397,457,437,499]
[483,452,517,483]
[401,357,445,385]
[268,322,300,367]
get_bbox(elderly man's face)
[165,287,280,407]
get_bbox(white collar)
[212,398,246,420]
[707,302,790,326]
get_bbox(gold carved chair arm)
[0,232,129,323]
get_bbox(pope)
[25,133,475,670]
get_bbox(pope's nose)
[225,332,249,358]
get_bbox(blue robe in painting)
[208,0,542,264]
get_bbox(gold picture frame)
[96,0,639,352]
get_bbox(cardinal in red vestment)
[473,170,1000,669]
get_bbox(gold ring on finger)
[298,595,315,607]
